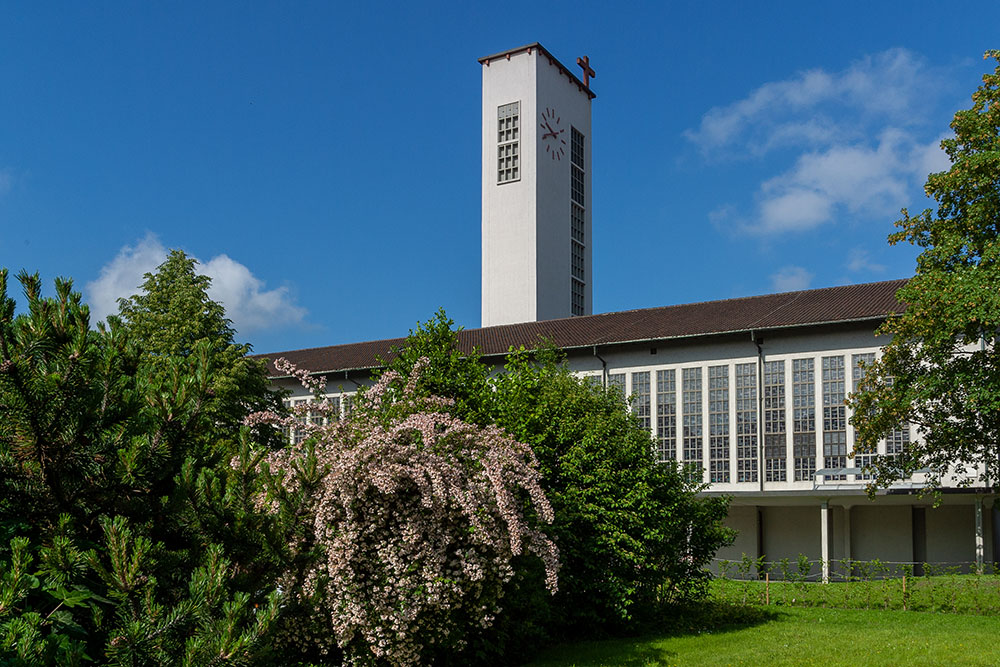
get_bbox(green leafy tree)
[117,249,283,453]
[851,51,1000,489]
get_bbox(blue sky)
[1,2,997,354]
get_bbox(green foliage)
[117,250,284,452]
[377,312,733,659]
[850,51,1000,488]
[0,266,285,664]
[492,349,732,631]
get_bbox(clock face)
[539,107,566,161]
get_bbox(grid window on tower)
[571,203,585,243]
[497,102,520,184]
[571,241,585,281]
[571,279,585,316]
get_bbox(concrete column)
[976,498,985,574]
[821,501,830,583]
[843,505,852,565]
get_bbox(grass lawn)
[526,606,1000,666]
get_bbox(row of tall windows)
[602,354,910,483]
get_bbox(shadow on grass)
[651,600,781,638]
[527,603,781,666]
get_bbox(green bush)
[379,313,734,661]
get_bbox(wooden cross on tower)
[576,55,596,87]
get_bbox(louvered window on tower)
[571,240,585,281]
[570,127,584,205]
[497,102,520,184]
[571,278,584,316]
[571,204,585,243]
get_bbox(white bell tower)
[480,43,594,328]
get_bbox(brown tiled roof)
[257,279,907,377]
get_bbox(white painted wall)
[482,50,537,327]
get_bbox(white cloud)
[201,254,306,333]
[86,233,168,321]
[685,48,941,156]
[683,49,956,237]
[846,248,886,274]
[746,130,946,234]
[86,233,306,334]
[770,266,814,292]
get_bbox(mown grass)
[525,605,1000,666]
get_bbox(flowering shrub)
[246,358,558,665]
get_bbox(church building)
[264,44,994,579]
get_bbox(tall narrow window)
[293,399,308,445]
[570,128,584,204]
[763,360,786,482]
[281,399,292,444]
[792,358,816,481]
[735,363,758,482]
[708,365,730,483]
[682,368,703,472]
[656,369,677,463]
[631,371,651,432]
[607,373,626,402]
[822,355,847,480]
[497,102,520,184]
[852,353,876,480]
[570,127,586,315]
[318,396,338,425]
[886,425,909,464]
